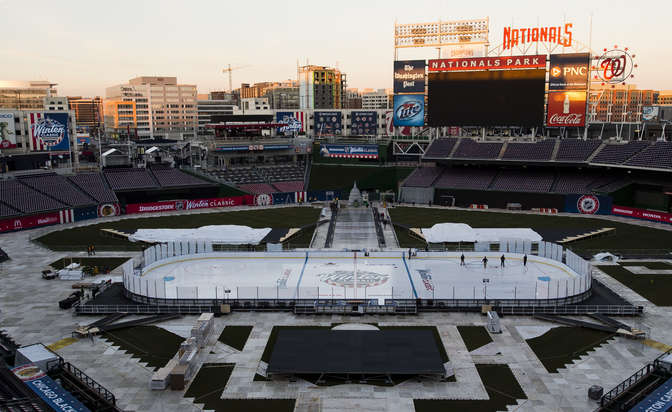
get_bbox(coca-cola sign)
[546,91,586,127]
[548,113,583,125]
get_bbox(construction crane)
[222,64,250,92]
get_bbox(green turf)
[308,165,414,193]
[102,326,184,370]
[185,363,295,412]
[457,326,493,352]
[525,326,615,373]
[414,364,526,412]
[389,207,672,254]
[217,326,253,351]
[619,261,672,270]
[48,257,129,272]
[598,265,672,306]
[35,207,320,252]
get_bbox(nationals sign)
[429,55,546,72]
[547,91,586,127]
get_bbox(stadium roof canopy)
[420,223,542,243]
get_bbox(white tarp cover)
[129,225,272,245]
[421,223,542,243]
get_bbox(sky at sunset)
[1,0,669,96]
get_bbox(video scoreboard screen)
[428,69,546,127]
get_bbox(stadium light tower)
[222,64,251,92]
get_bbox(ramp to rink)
[123,241,592,306]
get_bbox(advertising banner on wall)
[74,206,98,222]
[642,106,660,122]
[276,111,305,134]
[12,364,91,412]
[393,94,425,127]
[0,212,61,233]
[320,144,378,159]
[564,194,612,215]
[29,112,70,151]
[549,53,590,90]
[0,112,17,149]
[314,112,343,135]
[97,203,121,217]
[126,197,246,214]
[393,60,426,93]
[428,55,546,72]
[547,91,587,127]
[350,111,378,135]
[612,205,672,224]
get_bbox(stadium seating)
[0,202,19,218]
[452,139,503,159]
[424,138,458,157]
[17,173,95,207]
[591,141,650,165]
[205,163,306,193]
[489,170,555,193]
[555,139,602,162]
[103,168,159,191]
[68,173,119,203]
[0,179,67,214]
[149,166,212,188]
[501,140,556,161]
[552,172,601,194]
[239,183,277,194]
[624,141,672,169]
[272,181,304,192]
[403,167,442,188]
[433,168,497,190]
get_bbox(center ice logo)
[317,270,389,288]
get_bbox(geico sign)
[551,66,587,77]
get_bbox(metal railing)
[324,207,338,248]
[600,363,655,406]
[75,304,217,315]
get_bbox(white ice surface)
[138,252,581,303]
[421,223,542,243]
[129,225,272,244]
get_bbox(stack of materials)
[58,263,84,281]
[151,313,215,390]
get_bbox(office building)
[68,97,103,132]
[0,81,57,110]
[298,65,347,109]
[361,88,392,110]
[105,76,197,140]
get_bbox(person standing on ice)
[523,254,528,267]
[482,256,488,269]
[500,254,505,268]
[460,253,465,266]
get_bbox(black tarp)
[267,329,444,375]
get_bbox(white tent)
[128,225,272,245]
[420,223,542,243]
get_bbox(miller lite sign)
[547,91,586,127]
[29,112,70,151]
[393,94,424,127]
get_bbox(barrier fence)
[123,240,593,305]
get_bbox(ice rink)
[136,251,586,303]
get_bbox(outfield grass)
[619,261,672,270]
[185,363,295,412]
[389,207,672,254]
[102,326,184,370]
[217,326,253,351]
[308,165,414,193]
[598,265,672,306]
[35,207,320,252]
[414,364,526,412]
[525,326,615,373]
[457,326,493,352]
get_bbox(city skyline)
[2,0,671,96]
